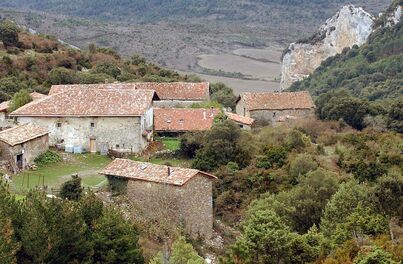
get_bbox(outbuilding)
[100,158,217,239]
[0,123,49,173]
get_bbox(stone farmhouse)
[100,158,217,239]
[49,82,210,108]
[0,92,47,122]
[0,123,49,173]
[225,112,255,130]
[10,87,156,154]
[154,108,219,135]
[235,91,315,126]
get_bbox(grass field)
[156,137,181,151]
[11,153,110,194]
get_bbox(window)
[90,122,95,128]
[273,112,276,117]
[56,122,62,128]
[115,144,120,148]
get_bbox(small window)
[115,144,120,148]
[273,112,276,117]
[90,122,95,128]
[56,122,62,128]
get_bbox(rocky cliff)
[280,5,374,90]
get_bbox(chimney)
[203,110,207,120]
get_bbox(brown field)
[233,48,283,63]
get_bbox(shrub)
[34,150,62,166]
[8,89,32,112]
[59,175,83,200]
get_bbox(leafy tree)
[93,62,121,78]
[48,67,78,84]
[373,175,403,218]
[0,20,19,48]
[289,154,318,182]
[256,145,287,169]
[230,209,294,264]
[169,236,204,264]
[59,175,83,200]
[8,89,32,112]
[210,82,236,109]
[354,247,398,264]
[92,208,144,264]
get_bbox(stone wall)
[0,112,6,122]
[17,115,149,153]
[120,174,214,239]
[0,134,48,171]
[250,109,315,126]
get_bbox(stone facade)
[0,134,48,171]
[16,108,153,153]
[110,174,214,239]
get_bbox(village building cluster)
[0,81,315,239]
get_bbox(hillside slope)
[288,1,402,131]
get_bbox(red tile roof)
[0,92,47,112]
[10,88,155,117]
[100,158,216,186]
[49,83,137,95]
[225,112,255,126]
[49,82,209,101]
[238,91,315,111]
[154,108,219,132]
[0,123,48,146]
[135,82,209,101]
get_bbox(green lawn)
[11,153,111,194]
[156,137,181,151]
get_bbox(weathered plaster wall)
[0,112,6,122]
[235,100,250,118]
[0,134,48,170]
[16,116,148,153]
[121,174,214,239]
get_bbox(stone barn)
[236,91,315,126]
[0,123,49,173]
[10,87,157,154]
[154,108,219,136]
[100,158,217,239]
[49,82,210,108]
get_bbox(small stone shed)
[154,108,219,135]
[225,112,255,130]
[236,91,315,126]
[100,158,217,239]
[0,123,49,173]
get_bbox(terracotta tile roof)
[49,83,137,95]
[225,112,255,126]
[154,108,219,132]
[0,123,48,146]
[49,82,209,101]
[10,88,155,117]
[135,82,209,100]
[100,158,217,186]
[30,92,48,101]
[0,92,47,112]
[0,101,9,112]
[238,91,315,111]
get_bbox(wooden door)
[89,138,96,153]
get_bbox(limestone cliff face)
[281,5,374,90]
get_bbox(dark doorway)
[16,154,23,169]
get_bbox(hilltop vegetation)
[0,0,389,24]
[289,7,402,132]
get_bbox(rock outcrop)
[280,5,374,90]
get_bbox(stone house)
[100,158,217,239]
[0,123,49,173]
[235,91,315,126]
[49,82,210,108]
[10,88,157,154]
[0,92,47,122]
[135,82,210,108]
[225,112,255,130]
[154,108,219,135]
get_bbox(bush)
[59,175,83,200]
[8,89,32,112]
[34,150,62,166]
